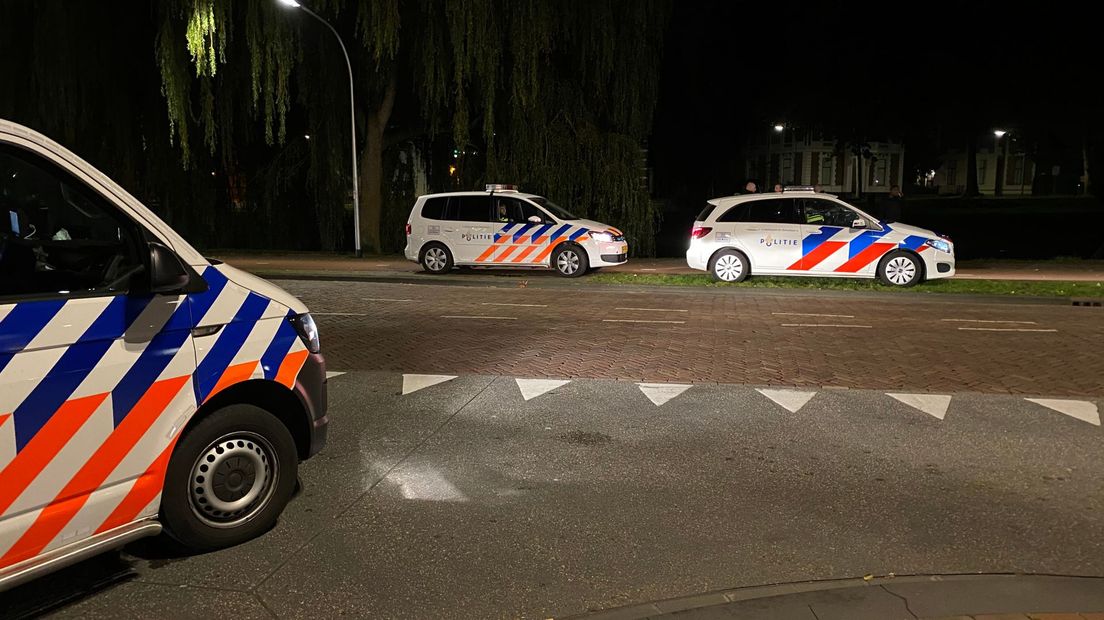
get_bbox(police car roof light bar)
[783,185,816,193]
[486,184,519,192]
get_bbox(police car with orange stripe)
[686,187,955,286]
[404,185,629,277]
[0,119,327,590]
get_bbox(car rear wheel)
[710,249,749,282]
[160,405,298,551]
[421,243,453,274]
[552,244,589,277]
[877,251,922,287]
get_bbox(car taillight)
[691,226,712,239]
[405,223,412,236]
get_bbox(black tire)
[551,243,589,277]
[877,250,923,287]
[420,243,454,274]
[160,404,298,552]
[709,249,749,282]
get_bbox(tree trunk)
[965,139,980,197]
[358,74,397,255]
[1084,137,1092,196]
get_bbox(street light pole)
[993,130,1007,197]
[278,0,362,257]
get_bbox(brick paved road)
[278,279,1104,397]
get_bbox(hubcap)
[189,432,277,528]
[714,254,744,281]
[556,250,581,275]
[425,248,447,271]
[886,256,917,285]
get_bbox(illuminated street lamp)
[278,0,362,257]
[993,129,1008,197]
[773,124,785,132]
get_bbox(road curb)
[250,269,1075,306]
[554,574,1104,619]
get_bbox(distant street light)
[278,0,362,257]
[773,124,785,132]
[993,130,1008,197]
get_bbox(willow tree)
[153,0,669,253]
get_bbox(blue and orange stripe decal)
[193,293,270,404]
[10,295,150,451]
[0,300,67,374]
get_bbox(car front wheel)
[552,244,589,277]
[160,404,298,551]
[877,251,922,287]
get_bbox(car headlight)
[924,238,952,253]
[589,231,614,242]
[290,313,321,354]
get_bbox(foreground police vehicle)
[686,187,955,286]
[404,185,629,277]
[0,119,327,590]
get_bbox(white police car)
[404,185,629,277]
[686,187,954,286]
[1,119,327,590]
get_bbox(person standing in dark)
[740,180,758,194]
[883,184,904,222]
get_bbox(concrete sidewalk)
[559,574,1104,620]
[209,252,1104,282]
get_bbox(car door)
[445,195,494,263]
[484,197,555,265]
[797,198,890,275]
[735,198,803,272]
[0,143,197,569]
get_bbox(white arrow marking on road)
[1026,399,1101,426]
[326,371,346,380]
[402,374,457,395]
[516,378,571,401]
[637,383,692,406]
[756,389,816,413]
[887,393,952,420]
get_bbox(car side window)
[491,197,548,223]
[447,196,491,222]
[800,199,857,227]
[745,199,799,224]
[717,204,749,222]
[420,197,447,220]
[0,145,142,300]
[518,200,553,224]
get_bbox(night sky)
[650,1,1098,199]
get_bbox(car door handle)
[443,228,457,233]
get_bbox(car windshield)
[529,197,578,220]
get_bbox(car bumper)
[922,250,955,280]
[293,351,329,459]
[587,241,629,266]
[686,243,709,271]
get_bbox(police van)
[686,187,955,286]
[404,185,629,277]
[0,119,327,590]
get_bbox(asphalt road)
[4,370,1102,619]
[3,281,1102,619]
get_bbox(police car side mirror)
[852,218,868,229]
[527,215,542,224]
[149,242,205,295]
